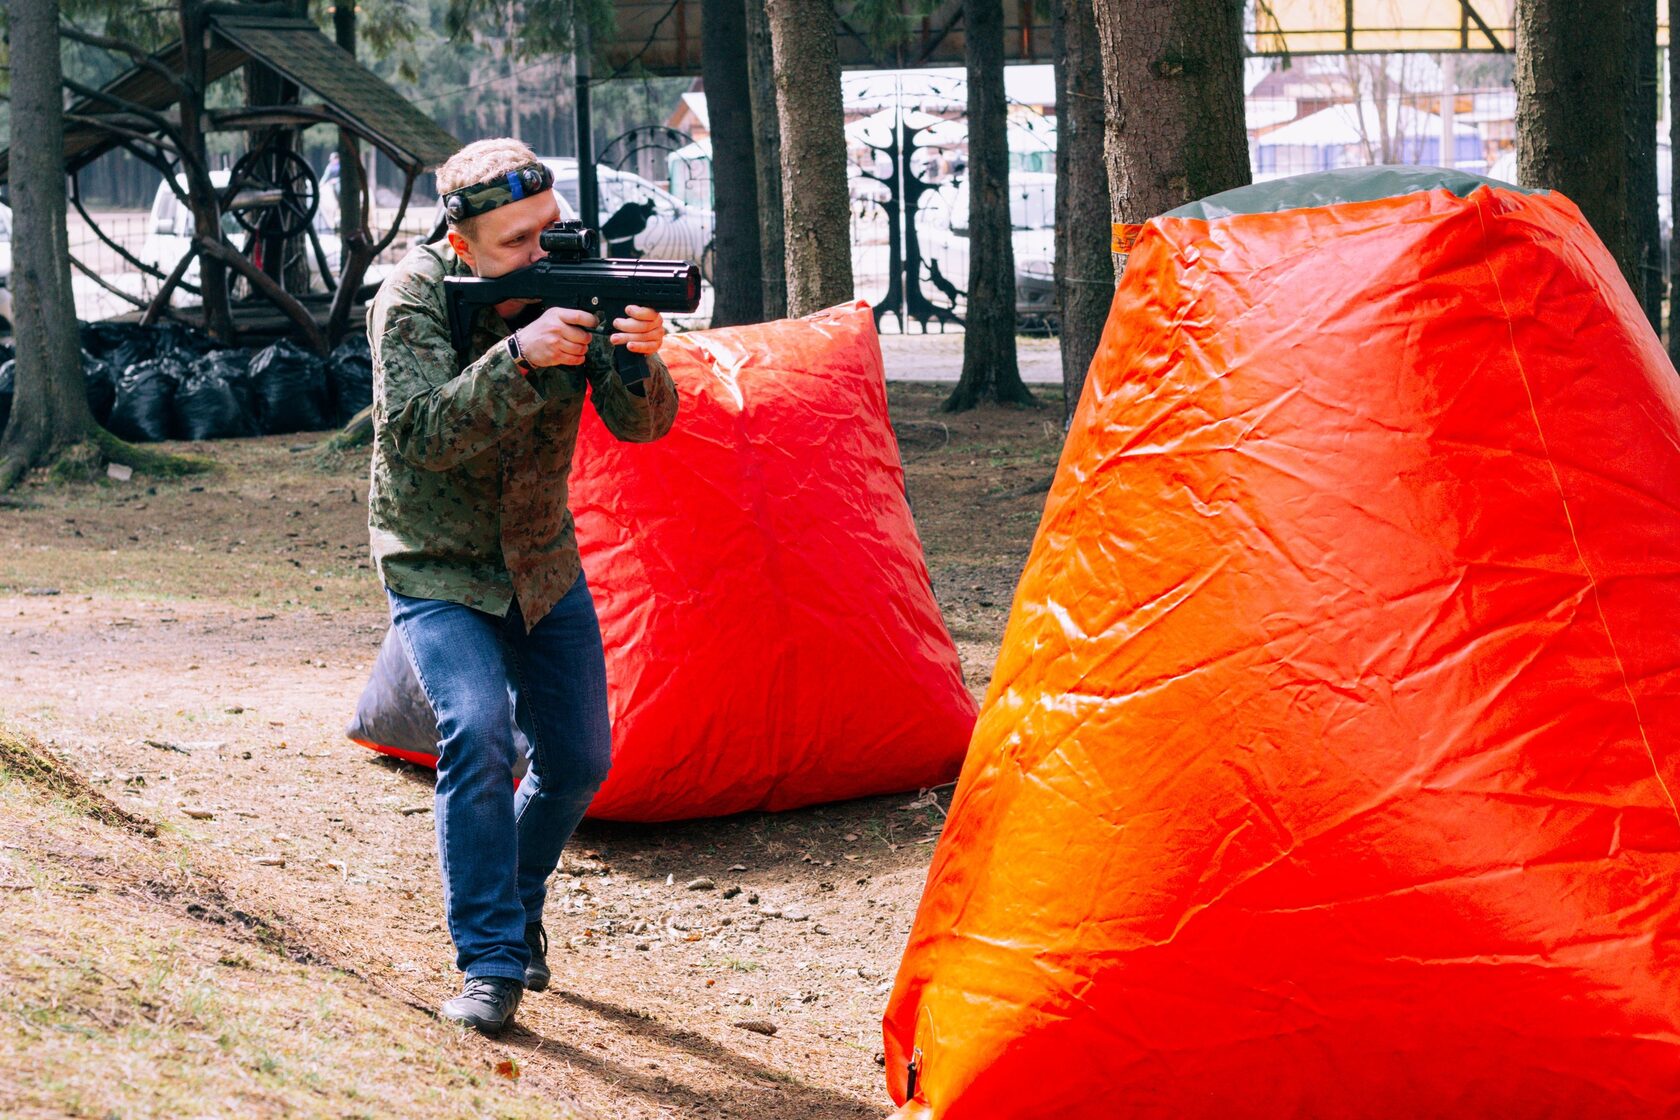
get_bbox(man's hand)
[511,304,667,368]
[513,306,598,368]
[609,305,667,355]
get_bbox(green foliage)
[443,0,614,60]
[308,0,424,79]
[847,0,941,56]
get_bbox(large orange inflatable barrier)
[883,168,1680,1117]
[350,301,976,821]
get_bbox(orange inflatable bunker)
[350,302,976,821]
[883,168,1680,1117]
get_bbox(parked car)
[917,171,1058,325]
[141,171,342,303]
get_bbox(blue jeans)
[386,577,612,983]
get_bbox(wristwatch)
[506,329,537,376]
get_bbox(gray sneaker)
[440,975,522,1035]
[524,922,550,992]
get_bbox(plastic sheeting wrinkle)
[1473,198,1679,830]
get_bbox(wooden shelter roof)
[0,14,459,185]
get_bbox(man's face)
[447,190,560,279]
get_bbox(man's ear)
[446,228,476,273]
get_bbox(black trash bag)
[174,367,256,441]
[82,350,117,426]
[328,334,374,425]
[153,321,218,359]
[191,349,256,416]
[79,321,134,361]
[248,339,329,435]
[332,332,372,365]
[107,358,185,443]
[0,360,13,434]
[91,323,163,375]
[83,322,220,376]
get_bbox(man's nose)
[526,243,547,265]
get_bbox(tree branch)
[62,77,183,139]
[69,254,152,309]
[195,236,328,354]
[58,24,185,92]
[62,113,184,156]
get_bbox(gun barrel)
[560,257,703,314]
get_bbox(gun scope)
[540,220,600,259]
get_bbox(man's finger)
[554,323,595,344]
[621,304,658,321]
[546,307,601,329]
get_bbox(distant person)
[366,137,677,1035]
[322,151,341,185]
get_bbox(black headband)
[442,162,555,223]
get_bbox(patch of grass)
[0,725,573,1120]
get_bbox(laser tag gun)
[444,219,702,387]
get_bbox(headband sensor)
[443,162,555,223]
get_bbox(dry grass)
[0,727,580,1120]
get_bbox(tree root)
[29,432,216,485]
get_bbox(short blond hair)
[436,137,540,194]
[437,138,541,233]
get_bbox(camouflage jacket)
[366,239,678,629]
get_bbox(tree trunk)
[1626,3,1662,329]
[1517,0,1636,296]
[765,0,854,316]
[1093,0,1250,224]
[745,0,788,320]
[1,0,95,490]
[944,0,1035,412]
[1053,0,1113,424]
[702,0,764,325]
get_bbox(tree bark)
[765,0,855,316]
[1517,0,1637,297]
[745,0,788,320]
[1625,3,1662,330]
[1,0,95,490]
[943,0,1035,412]
[702,0,764,325]
[1053,0,1112,424]
[1093,0,1250,224]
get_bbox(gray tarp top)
[1164,167,1541,221]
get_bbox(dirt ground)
[0,379,1064,1118]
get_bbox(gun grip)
[613,344,651,396]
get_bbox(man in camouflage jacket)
[368,139,677,1034]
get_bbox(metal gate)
[846,73,1058,334]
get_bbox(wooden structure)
[0,5,460,351]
